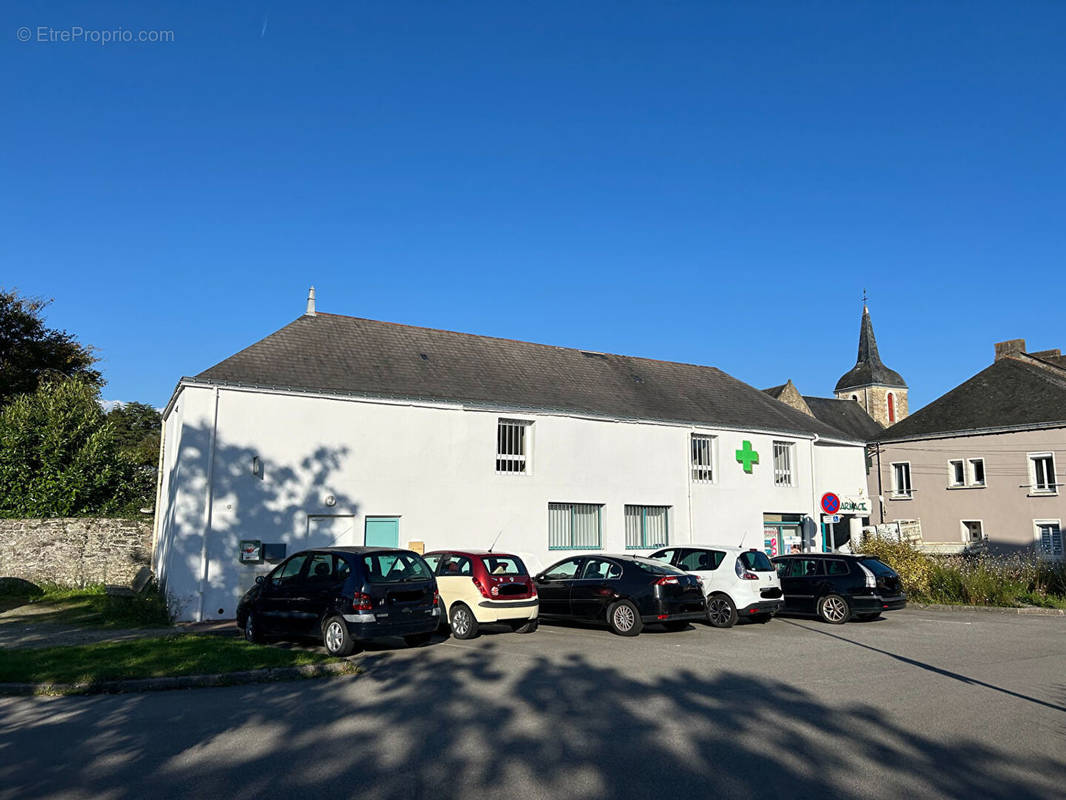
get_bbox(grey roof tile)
[194,313,855,440]
[873,357,1066,441]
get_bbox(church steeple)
[835,300,908,427]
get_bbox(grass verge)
[0,582,171,628]
[0,635,342,685]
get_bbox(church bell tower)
[834,301,908,427]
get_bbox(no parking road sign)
[820,492,840,515]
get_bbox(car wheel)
[817,594,851,625]
[662,620,689,632]
[607,600,643,636]
[243,613,264,644]
[449,603,479,640]
[322,616,357,656]
[706,594,738,628]
[404,632,433,647]
[512,619,539,634]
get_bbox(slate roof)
[873,357,1066,442]
[193,312,856,440]
[835,306,907,392]
[802,396,884,441]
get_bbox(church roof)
[834,306,907,392]
[193,311,856,440]
[803,396,884,441]
[873,356,1066,441]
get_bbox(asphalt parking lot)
[2,607,1064,800]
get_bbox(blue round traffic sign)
[821,492,840,515]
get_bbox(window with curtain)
[548,503,602,550]
[624,505,670,549]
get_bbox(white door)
[307,515,356,548]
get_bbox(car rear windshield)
[632,557,685,576]
[362,552,432,583]
[738,551,775,572]
[859,558,897,578]
[480,555,527,576]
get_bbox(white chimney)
[305,286,316,316]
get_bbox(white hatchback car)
[648,545,784,628]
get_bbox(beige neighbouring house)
[869,339,1066,558]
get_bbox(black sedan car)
[771,553,906,624]
[236,546,440,655]
[534,554,706,636]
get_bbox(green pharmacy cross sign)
[736,440,759,474]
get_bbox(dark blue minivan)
[236,547,440,655]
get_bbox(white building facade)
[153,304,869,621]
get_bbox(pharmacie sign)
[839,497,870,513]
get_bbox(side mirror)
[255,575,265,585]
[535,573,547,582]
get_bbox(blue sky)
[4,2,1064,411]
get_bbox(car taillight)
[471,577,493,599]
[432,589,440,606]
[351,592,373,612]
[858,563,877,588]
[735,559,759,580]
[655,576,679,585]
[528,581,538,597]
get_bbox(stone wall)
[0,518,153,588]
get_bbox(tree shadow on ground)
[1,636,1063,800]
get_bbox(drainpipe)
[875,444,884,524]
[686,431,694,545]
[810,434,820,552]
[196,387,221,622]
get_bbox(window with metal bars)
[773,441,794,487]
[1036,522,1063,559]
[691,434,714,482]
[624,505,670,549]
[496,419,531,474]
[548,503,602,550]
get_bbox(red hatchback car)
[422,550,540,639]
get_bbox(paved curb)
[913,603,1066,616]
[0,660,359,697]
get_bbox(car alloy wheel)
[819,594,850,624]
[244,614,261,643]
[706,595,737,628]
[325,620,346,653]
[607,600,642,636]
[450,604,479,639]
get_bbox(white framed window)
[1035,520,1063,559]
[625,505,670,549]
[773,441,795,487]
[968,458,985,486]
[548,503,602,550]
[1028,453,1058,494]
[891,462,912,498]
[691,434,715,483]
[961,520,984,543]
[948,460,965,487]
[497,419,531,474]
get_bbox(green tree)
[107,401,162,468]
[0,378,152,517]
[0,289,102,408]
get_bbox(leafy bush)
[856,534,1066,608]
[853,536,933,597]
